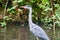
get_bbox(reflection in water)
[0,22,60,40]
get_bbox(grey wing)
[30,23,49,40]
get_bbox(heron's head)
[20,5,32,10]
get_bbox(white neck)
[28,8,32,25]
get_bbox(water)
[0,23,60,40]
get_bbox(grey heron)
[20,5,50,40]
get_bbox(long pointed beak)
[20,6,25,8]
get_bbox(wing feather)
[30,23,49,40]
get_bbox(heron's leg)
[36,37,39,40]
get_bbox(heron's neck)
[29,8,32,24]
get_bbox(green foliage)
[0,22,6,27]
[17,0,23,3]
[0,0,1,2]
[0,0,2,2]
[0,0,60,27]
[41,0,49,4]
[54,4,60,26]
[4,16,12,20]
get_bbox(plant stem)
[50,0,56,39]
[3,0,9,40]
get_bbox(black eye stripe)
[26,5,31,7]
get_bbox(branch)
[3,0,9,22]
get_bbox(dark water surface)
[0,22,60,40]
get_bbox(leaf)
[0,22,6,27]
[30,0,36,3]
[32,15,34,17]
[17,0,23,3]
[7,8,11,12]
[18,9,23,12]
[0,0,1,2]
[41,12,46,15]
[44,7,50,11]
[12,1,17,5]
[4,16,8,19]
[38,4,46,9]
[36,17,38,20]
[55,7,60,20]
[11,5,18,10]
[7,18,12,20]
[4,16,12,20]
[44,7,52,11]
[54,4,59,7]
[41,0,48,4]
